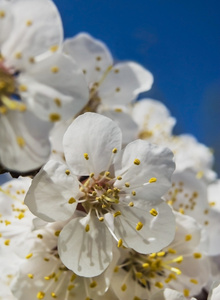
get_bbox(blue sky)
[53,0,220,173]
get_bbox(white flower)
[110,212,210,300]
[0,0,89,171]
[164,169,220,256]
[25,112,175,277]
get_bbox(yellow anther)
[134,297,141,300]
[190,278,198,284]
[155,282,163,289]
[68,197,76,204]
[136,222,143,231]
[19,84,27,92]
[117,239,123,248]
[37,234,43,239]
[54,230,60,237]
[54,98,61,107]
[51,292,57,298]
[170,267,181,275]
[25,253,33,259]
[105,171,110,177]
[204,220,209,225]
[142,263,149,268]
[117,176,122,180]
[99,217,104,222]
[149,253,156,258]
[149,177,157,183]
[0,106,7,114]
[51,66,59,73]
[193,252,202,259]
[173,255,183,263]
[26,20,32,26]
[90,172,94,178]
[27,273,34,279]
[29,57,35,63]
[50,45,59,52]
[85,224,90,232]
[44,276,50,280]
[44,258,50,262]
[15,52,22,59]
[18,213,24,219]
[125,182,130,187]
[92,191,97,196]
[4,239,10,246]
[114,108,122,112]
[49,113,61,122]
[132,190,136,196]
[115,87,120,92]
[209,201,216,207]
[121,284,127,291]
[37,291,45,299]
[65,169,70,175]
[5,220,11,225]
[70,274,77,282]
[114,266,119,272]
[168,248,176,254]
[128,202,134,207]
[112,148,117,153]
[196,171,204,179]
[157,251,165,257]
[204,209,209,214]
[183,289,189,297]
[89,281,97,288]
[135,272,143,278]
[133,158,140,165]
[185,234,192,241]
[68,285,75,291]
[114,211,121,217]
[0,11,5,18]
[179,208,185,214]
[84,153,89,160]
[149,208,158,217]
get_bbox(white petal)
[114,139,175,203]
[18,52,89,121]
[98,62,153,106]
[63,112,122,176]
[25,160,79,222]
[63,32,113,85]
[58,214,113,277]
[0,110,52,172]
[0,1,14,46]
[2,0,63,70]
[150,288,186,300]
[113,202,175,254]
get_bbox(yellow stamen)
[134,158,140,165]
[136,222,143,231]
[149,208,158,216]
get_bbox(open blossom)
[110,212,210,300]
[25,112,176,277]
[0,0,89,171]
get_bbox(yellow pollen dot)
[50,45,59,52]
[89,281,97,288]
[99,217,104,222]
[128,201,134,207]
[133,158,140,165]
[157,251,165,257]
[49,113,61,122]
[65,169,70,175]
[54,230,60,237]
[19,84,27,92]
[15,52,22,59]
[26,20,32,26]
[90,172,94,178]
[204,209,209,214]
[5,220,11,226]
[149,208,158,216]
[70,274,77,281]
[85,224,90,232]
[18,212,24,219]
[135,272,143,278]
[0,10,5,18]
[37,234,43,239]
[54,98,62,107]
[190,278,198,284]
[26,253,33,259]
[37,291,45,299]
[121,284,127,291]
[44,258,50,262]
[114,211,121,217]
[68,285,75,291]
[136,222,143,231]
[171,267,181,275]
[155,282,163,289]
[115,87,120,92]
[209,201,216,207]
[84,153,89,160]
[134,297,141,300]
[51,292,57,298]
[105,171,110,176]
[96,56,101,61]
[51,66,59,73]
[149,177,157,183]
[193,252,202,259]
[28,273,34,279]
[114,108,122,112]
[196,171,204,179]
[29,57,35,63]
[149,253,156,258]
[4,239,10,246]
[0,106,7,114]
[114,266,119,272]
[142,263,149,268]
[114,69,119,73]
[16,136,25,148]
[117,238,123,247]
[124,182,130,187]
[68,197,76,204]
[95,66,101,71]
[117,176,122,180]
[183,289,189,297]
[185,234,192,241]
[204,220,209,225]
[83,69,87,74]
[132,190,136,196]
[112,148,117,153]
[179,208,185,214]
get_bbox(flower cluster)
[0,1,219,300]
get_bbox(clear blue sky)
[53,0,220,173]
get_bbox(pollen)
[115,87,120,92]
[183,289,189,297]
[68,197,76,204]
[26,20,32,26]
[54,98,62,107]
[27,273,34,279]
[149,208,158,216]
[185,234,192,241]
[133,158,140,165]
[193,252,202,259]
[157,251,165,257]
[128,201,134,207]
[136,222,143,231]
[54,230,60,237]
[51,292,57,298]
[4,239,10,246]
[84,153,89,160]
[0,11,5,18]
[99,217,104,222]
[121,284,127,291]
[112,148,117,153]
[114,211,121,217]
[65,169,70,175]
[85,224,90,232]
[117,238,123,247]
[37,234,43,239]
[125,182,130,187]
[5,220,11,225]
[142,263,149,268]
[15,52,22,59]
[49,113,61,122]
[50,45,59,52]
[19,85,27,92]
[89,281,97,288]
[51,66,59,73]
[37,291,45,299]
[117,176,122,180]
[155,281,163,289]
[26,253,33,259]
[149,177,157,183]
[67,285,75,291]
[132,190,136,196]
[190,278,198,284]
